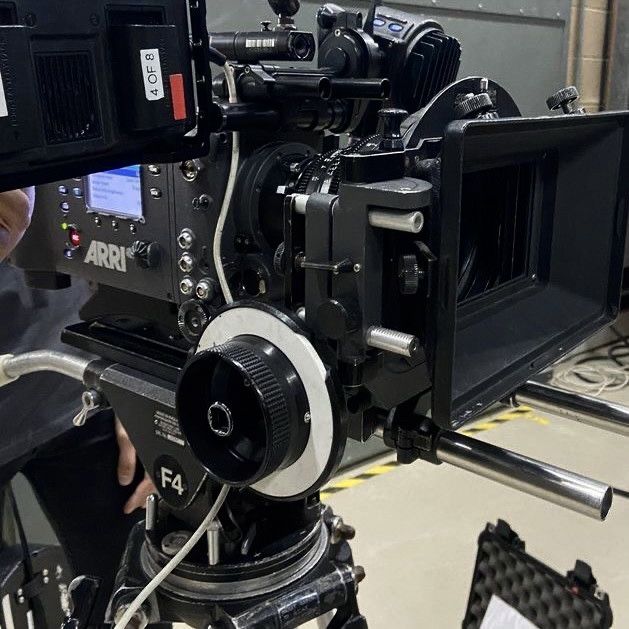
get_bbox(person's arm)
[0,189,34,261]
[116,418,158,514]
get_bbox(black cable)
[551,328,629,386]
[8,488,35,581]
[612,487,629,500]
[208,46,227,67]
[559,344,628,385]
[8,487,46,622]
[607,326,629,367]
[610,324,629,346]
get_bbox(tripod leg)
[325,584,367,629]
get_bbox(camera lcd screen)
[86,166,143,220]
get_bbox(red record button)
[67,225,81,249]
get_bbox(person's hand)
[115,418,158,514]
[0,189,34,261]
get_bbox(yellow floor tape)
[320,406,549,501]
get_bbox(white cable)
[213,62,240,305]
[113,485,230,629]
[117,65,236,623]
[551,364,629,397]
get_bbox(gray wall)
[608,1,629,110]
[211,0,572,115]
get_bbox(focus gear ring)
[210,340,291,478]
[177,333,311,487]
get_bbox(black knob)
[177,336,310,486]
[177,300,211,344]
[454,93,493,119]
[322,47,349,74]
[547,86,584,114]
[317,299,360,340]
[379,108,408,151]
[268,0,300,18]
[398,254,421,295]
[317,3,339,29]
[129,241,160,269]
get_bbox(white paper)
[480,595,538,629]
[139,48,164,101]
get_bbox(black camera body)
[15,0,625,439]
[4,1,629,626]
[12,1,629,463]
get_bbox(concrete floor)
[321,411,629,628]
[171,404,629,628]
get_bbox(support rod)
[366,326,419,358]
[514,380,629,437]
[368,210,424,234]
[436,430,612,520]
[0,351,91,386]
[145,495,158,532]
[207,521,221,566]
[291,194,425,234]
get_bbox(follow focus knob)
[177,336,311,486]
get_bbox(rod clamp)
[381,412,441,465]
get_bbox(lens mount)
[177,335,310,487]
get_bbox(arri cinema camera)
[2,0,629,626]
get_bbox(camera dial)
[177,304,345,500]
[177,335,310,486]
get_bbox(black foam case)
[463,520,613,629]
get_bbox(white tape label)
[139,48,164,101]
[0,70,8,118]
[245,38,276,49]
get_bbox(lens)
[240,268,265,297]
[290,33,313,60]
